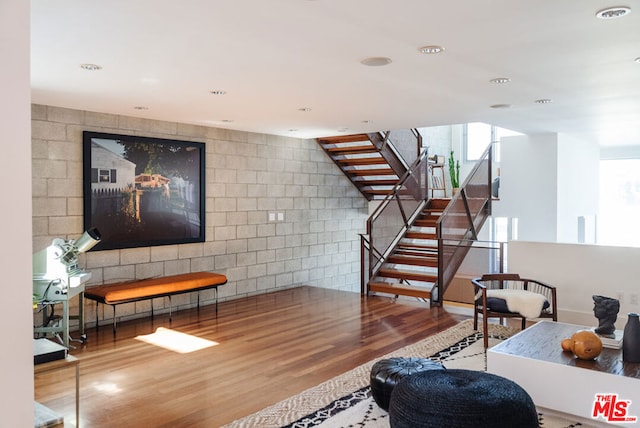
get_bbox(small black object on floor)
[370,357,445,411]
[388,369,539,428]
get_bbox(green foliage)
[448,150,460,188]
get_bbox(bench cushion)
[84,272,227,305]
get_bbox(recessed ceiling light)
[80,63,102,71]
[635,57,640,63]
[210,90,227,95]
[596,6,631,19]
[221,119,234,123]
[360,57,392,66]
[490,104,513,109]
[490,77,511,84]
[133,106,149,110]
[535,99,553,104]
[337,128,349,132]
[418,45,445,54]
[362,120,373,124]
[298,107,312,112]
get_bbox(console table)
[487,321,640,426]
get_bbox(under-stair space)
[368,198,449,300]
[317,134,406,200]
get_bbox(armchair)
[472,273,557,347]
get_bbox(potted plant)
[448,150,460,195]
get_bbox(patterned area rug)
[222,320,595,428]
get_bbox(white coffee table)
[487,320,640,427]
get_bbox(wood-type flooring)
[34,286,467,427]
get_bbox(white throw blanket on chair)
[486,289,548,319]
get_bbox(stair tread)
[393,249,438,257]
[405,231,437,239]
[396,244,438,252]
[368,282,432,299]
[317,134,370,144]
[398,242,438,250]
[377,268,438,282]
[387,255,438,267]
[353,178,398,185]
[324,145,378,154]
[347,168,396,176]
[336,157,387,166]
[364,189,408,195]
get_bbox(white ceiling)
[31,1,640,145]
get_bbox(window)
[464,122,492,161]
[598,159,640,247]
[464,122,522,163]
[92,168,116,183]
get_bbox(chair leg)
[483,316,489,348]
[473,310,478,330]
[521,317,527,330]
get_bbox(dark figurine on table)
[592,295,620,337]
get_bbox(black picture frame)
[82,131,205,251]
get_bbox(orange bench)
[84,271,227,332]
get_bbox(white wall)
[0,0,34,425]
[509,241,640,328]
[493,134,558,242]
[556,134,599,243]
[494,133,599,244]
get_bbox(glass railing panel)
[440,239,505,280]
[368,150,429,277]
[436,144,492,302]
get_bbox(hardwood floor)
[35,286,468,427]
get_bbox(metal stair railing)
[435,143,493,304]
[365,148,430,289]
[369,128,423,178]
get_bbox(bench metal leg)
[112,306,116,334]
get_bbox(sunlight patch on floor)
[135,327,219,353]
[92,382,122,395]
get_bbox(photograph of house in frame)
[82,131,205,251]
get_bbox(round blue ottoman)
[370,357,445,411]
[388,369,539,428]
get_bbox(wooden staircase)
[368,198,450,300]
[316,134,404,200]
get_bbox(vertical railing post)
[360,234,366,295]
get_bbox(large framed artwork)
[83,131,205,251]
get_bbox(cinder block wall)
[31,105,368,328]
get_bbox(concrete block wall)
[32,105,368,328]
